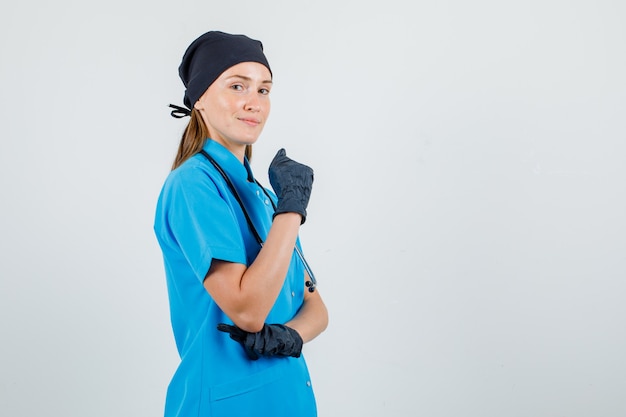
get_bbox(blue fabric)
[154,140,316,417]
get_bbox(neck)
[212,139,246,164]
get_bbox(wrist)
[272,211,303,224]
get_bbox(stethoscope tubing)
[199,150,318,292]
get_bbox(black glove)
[217,323,303,361]
[268,148,314,224]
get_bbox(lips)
[239,117,261,126]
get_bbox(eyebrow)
[226,74,273,84]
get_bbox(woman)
[154,31,328,417]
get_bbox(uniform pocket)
[209,362,316,417]
[210,365,283,401]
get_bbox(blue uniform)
[154,140,316,417]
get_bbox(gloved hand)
[268,148,314,224]
[217,323,303,361]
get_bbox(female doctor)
[154,31,328,417]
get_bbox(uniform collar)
[202,139,255,183]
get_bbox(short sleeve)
[157,164,247,282]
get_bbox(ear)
[194,89,210,111]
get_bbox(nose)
[245,92,261,112]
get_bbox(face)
[194,61,272,159]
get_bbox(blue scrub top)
[154,140,316,417]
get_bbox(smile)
[239,118,261,126]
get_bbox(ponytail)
[172,109,253,170]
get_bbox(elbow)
[232,313,266,333]
[321,304,330,332]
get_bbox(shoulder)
[163,155,220,193]
[156,156,230,217]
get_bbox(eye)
[230,84,244,91]
[259,87,270,95]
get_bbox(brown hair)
[171,109,252,170]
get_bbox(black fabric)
[178,30,272,109]
[217,323,303,361]
[268,149,314,224]
[168,104,192,118]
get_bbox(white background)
[1,1,625,416]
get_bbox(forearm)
[205,212,302,332]
[239,213,302,322]
[206,148,314,333]
[216,271,328,360]
[286,290,328,343]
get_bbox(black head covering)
[177,31,272,112]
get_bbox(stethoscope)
[199,150,318,293]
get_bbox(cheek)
[209,99,241,127]
[264,100,271,116]
[214,95,236,111]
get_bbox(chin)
[239,136,261,146]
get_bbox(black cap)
[178,31,272,110]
